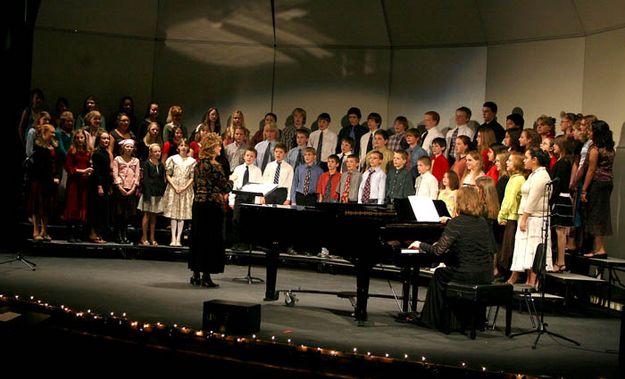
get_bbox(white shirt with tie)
[358,166,386,204]
[421,127,444,156]
[445,124,475,158]
[359,130,376,166]
[262,160,294,200]
[308,129,337,163]
[229,163,263,206]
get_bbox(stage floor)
[0,252,621,378]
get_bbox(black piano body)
[239,202,444,322]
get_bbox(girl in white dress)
[162,139,196,246]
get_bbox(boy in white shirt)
[230,147,263,248]
[307,113,337,172]
[261,143,293,205]
[358,151,386,204]
[414,156,439,199]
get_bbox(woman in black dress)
[189,132,233,287]
[409,186,495,332]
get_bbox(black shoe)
[201,274,219,288]
[354,309,367,322]
[190,272,201,286]
[120,230,129,244]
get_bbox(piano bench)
[444,282,513,339]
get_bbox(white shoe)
[432,263,446,271]
[318,247,330,258]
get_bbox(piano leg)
[410,265,420,312]
[355,259,372,324]
[400,266,411,312]
[264,242,280,301]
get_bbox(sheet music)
[408,195,440,222]
[401,248,424,255]
[234,183,278,197]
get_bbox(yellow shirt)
[497,173,525,222]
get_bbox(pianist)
[408,186,495,332]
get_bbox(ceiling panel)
[274,0,389,46]
[385,0,486,47]
[35,0,625,48]
[575,0,625,33]
[157,0,273,44]
[36,0,158,38]
[478,0,584,43]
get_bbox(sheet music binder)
[394,196,450,222]
[232,183,278,197]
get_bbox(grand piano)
[239,202,444,323]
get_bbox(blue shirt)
[291,163,323,203]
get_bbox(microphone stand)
[510,178,579,349]
[0,252,37,271]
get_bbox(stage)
[0,251,621,378]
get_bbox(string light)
[0,292,528,377]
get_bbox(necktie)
[361,169,373,203]
[303,167,312,195]
[341,172,352,203]
[324,173,333,201]
[420,130,428,147]
[449,127,459,159]
[366,133,373,153]
[242,165,250,186]
[297,148,304,167]
[273,161,281,184]
[349,126,356,140]
[261,143,272,172]
[316,131,324,164]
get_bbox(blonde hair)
[143,121,163,147]
[455,186,484,217]
[199,132,222,159]
[475,176,500,220]
[166,105,183,124]
[477,127,496,152]
[507,152,525,176]
[69,128,92,154]
[495,151,510,177]
[35,123,58,148]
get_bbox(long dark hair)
[527,146,550,168]
[591,120,614,150]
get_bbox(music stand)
[510,179,579,349]
[231,183,277,285]
[232,245,264,285]
[0,252,37,271]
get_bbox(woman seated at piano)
[409,185,495,332]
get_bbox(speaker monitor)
[202,299,261,335]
